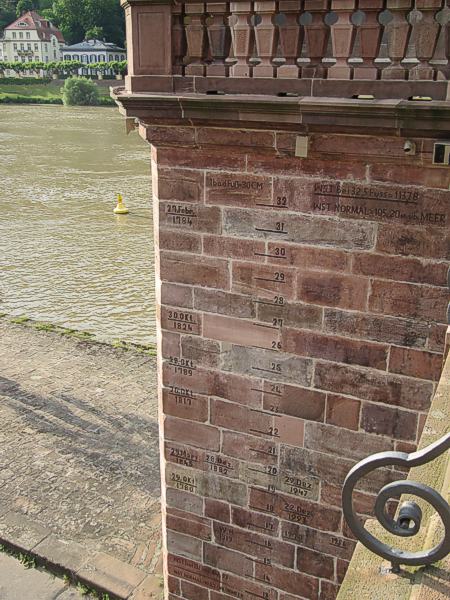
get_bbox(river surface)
[0,105,155,344]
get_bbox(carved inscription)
[313,181,447,225]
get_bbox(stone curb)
[0,511,163,600]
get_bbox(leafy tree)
[62,76,99,106]
[1,0,125,45]
[16,0,37,16]
[85,25,104,40]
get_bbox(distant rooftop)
[5,10,64,43]
[62,39,125,53]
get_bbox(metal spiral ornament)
[342,433,450,572]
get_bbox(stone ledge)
[0,516,163,599]
[111,89,450,138]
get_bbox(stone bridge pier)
[114,1,450,598]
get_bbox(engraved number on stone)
[276,196,287,207]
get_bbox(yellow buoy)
[114,194,129,215]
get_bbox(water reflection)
[0,105,155,344]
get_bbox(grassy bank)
[0,79,115,105]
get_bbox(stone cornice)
[111,89,450,138]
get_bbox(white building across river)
[62,39,126,67]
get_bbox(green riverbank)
[0,79,115,105]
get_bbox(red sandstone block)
[282,328,388,370]
[166,488,204,516]
[211,399,273,437]
[297,272,369,311]
[221,573,277,600]
[304,422,393,462]
[370,163,450,190]
[162,332,181,359]
[205,498,230,523]
[249,488,342,533]
[159,203,222,234]
[198,128,275,150]
[324,308,430,348]
[369,280,448,323]
[162,362,213,398]
[314,362,434,411]
[203,313,280,350]
[326,394,361,431]
[156,167,204,203]
[161,283,194,309]
[167,533,203,563]
[203,235,266,262]
[309,133,415,161]
[319,581,339,600]
[278,415,305,447]
[165,440,205,471]
[282,443,404,495]
[281,521,356,562]
[352,252,448,287]
[297,547,334,581]
[428,323,447,353]
[180,580,209,600]
[211,371,262,407]
[360,402,418,441]
[167,554,221,591]
[160,306,202,336]
[337,559,350,584]
[254,562,319,598]
[247,154,367,182]
[389,346,443,381]
[143,125,196,147]
[231,506,279,537]
[155,146,246,171]
[224,207,376,251]
[167,512,212,541]
[376,223,450,260]
[168,576,181,595]
[232,261,297,300]
[312,179,449,228]
[160,252,229,289]
[162,387,209,422]
[205,172,272,206]
[160,230,202,254]
[267,242,351,272]
[262,383,326,423]
[213,522,296,569]
[221,431,279,466]
[194,288,256,319]
[257,300,323,334]
[165,416,220,451]
[181,335,222,369]
[320,482,376,518]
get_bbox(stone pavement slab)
[0,553,86,600]
[0,321,162,598]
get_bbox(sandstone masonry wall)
[148,126,450,600]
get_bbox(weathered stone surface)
[0,322,162,596]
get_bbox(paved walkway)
[0,321,162,599]
[0,553,85,600]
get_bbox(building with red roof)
[1,10,65,63]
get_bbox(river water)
[0,105,156,344]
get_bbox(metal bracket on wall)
[342,433,450,572]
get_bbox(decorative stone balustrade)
[121,0,450,97]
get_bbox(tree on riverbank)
[0,0,125,46]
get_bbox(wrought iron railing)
[342,433,450,572]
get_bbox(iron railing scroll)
[342,433,450,573]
